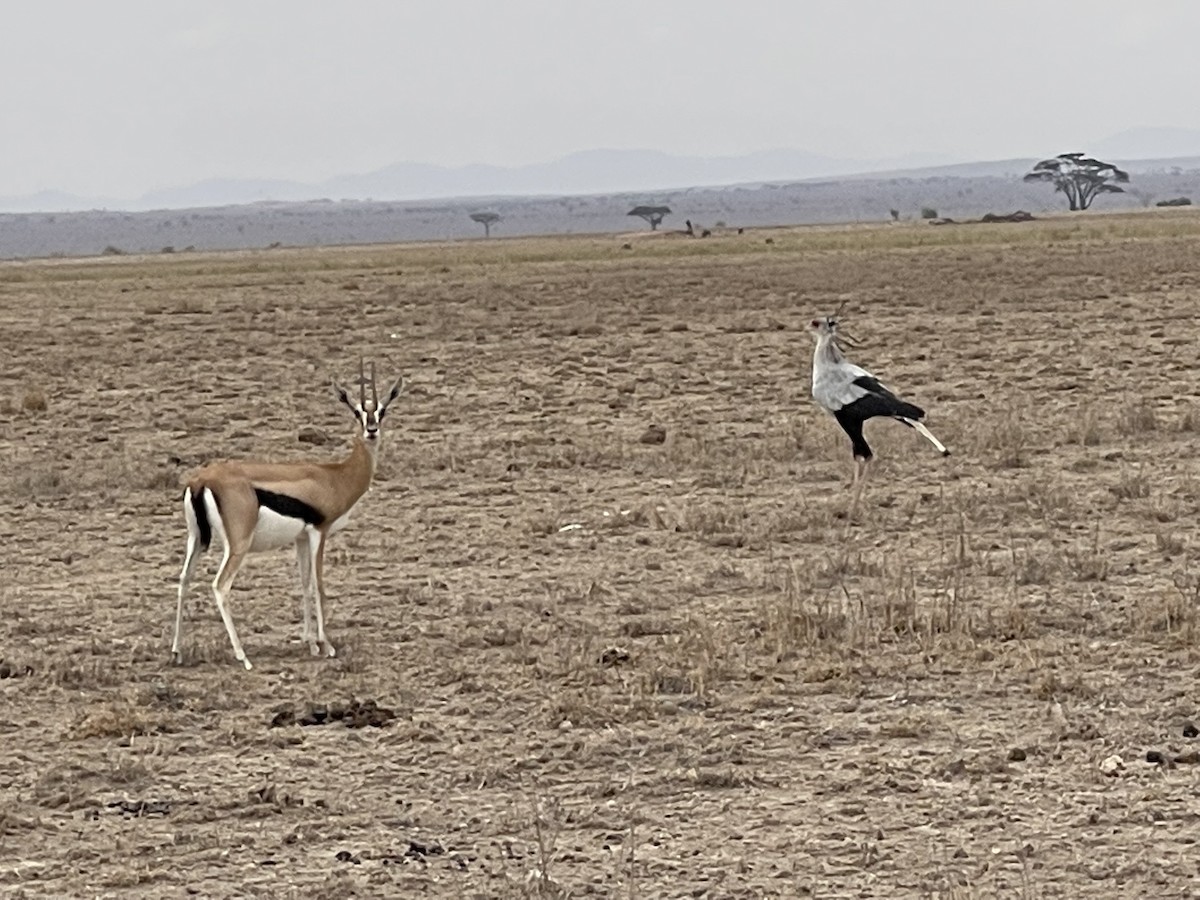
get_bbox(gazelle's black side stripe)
[255,488,325,526]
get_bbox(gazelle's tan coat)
[174,363,402,670]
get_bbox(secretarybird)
[809,313,949,512]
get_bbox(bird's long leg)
[849,457,869,519]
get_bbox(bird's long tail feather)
[900,418,950,456]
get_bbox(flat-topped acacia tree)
[627,205,671,231]
[1023,153,1130,211]
[469,211,501,237]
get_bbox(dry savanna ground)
[3,213,1200,898]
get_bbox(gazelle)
[173,361,404,670]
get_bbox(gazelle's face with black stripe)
[333,368,404,445]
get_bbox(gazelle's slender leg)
[173,490,204,664]
[212,549,252,670]
[173,531,201,663]
[295,534,314,648]
[308,529,336,658]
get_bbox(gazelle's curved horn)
[358,357,366,408]
[370,361,378,407]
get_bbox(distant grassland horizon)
[1,162,1199,259]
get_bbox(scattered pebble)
[599,646,630,667]
[1183,722,1199,739]
[297,426,330,445]
[638,424,667,445]
[0,661,33,679]
[1099,754,1124,776]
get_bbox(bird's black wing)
[849,375,925,420]
[851,375,896,399]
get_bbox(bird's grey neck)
[815,336,846,365]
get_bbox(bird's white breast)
[813,362,871,412]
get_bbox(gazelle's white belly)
[250,507,309,552]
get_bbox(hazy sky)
[1,1,1196,199]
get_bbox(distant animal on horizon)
[173,361,404,670]
[809,313,949,514]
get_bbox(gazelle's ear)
[332,378,357,412]
[378,377,404,415]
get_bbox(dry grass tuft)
[1065,406,1104,446]
[1178,403,1200,433]
[1064,525,1110,582]
[21,388,48,412]
[1116,398,1158,435]
[1012,545,1056,586]
[1155,530,1185,556]
[70,702,175,739]
[977,411,1029,468]
[1109,468,1150,501]
[7,463,67,498]
[1031,669,1094,700]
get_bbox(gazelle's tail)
[184,486,213,550]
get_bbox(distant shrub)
[102,245,125,255]
[1156,197,1192,207]
[160,246,175,254]
[889,209,900,221]
[920,207,938,219]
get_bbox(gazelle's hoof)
[170,650,184,666]
[324,644,337,659]
[309,642,322,657]
[241,658,253,671]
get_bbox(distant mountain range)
[3,126,1199,213]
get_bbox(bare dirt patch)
[3,218,1200,897]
